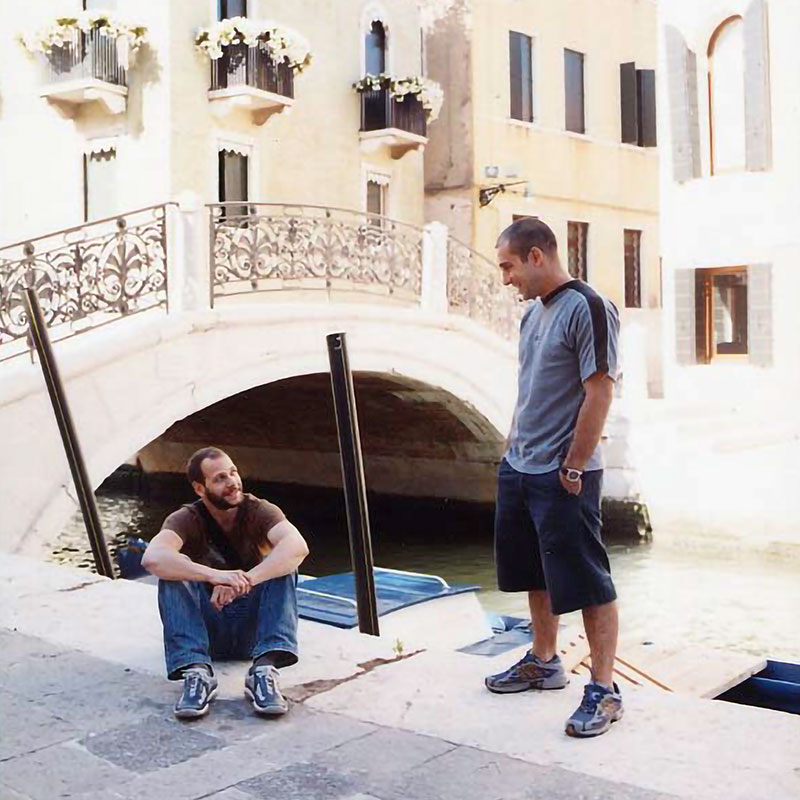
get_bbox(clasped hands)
[210,569,252,611]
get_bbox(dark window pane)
[565,49,585,133]
[219,150,248,219]
[509,31,533,122]
[624,229,642,308]
[365,21,386,75]
[694,268,748,361]
[620,62,638,144]
[218,0,246,20]
[366,180,386,226]
[567,221,588,280]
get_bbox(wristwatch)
[560,466,583,482]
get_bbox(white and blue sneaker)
[485,651,569,693]
[565,681,624,737]
[245,664,289,716]
[174,666,218,719]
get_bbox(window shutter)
[620,62,638,144]
[674,268,696,365]
[665,26,701,182]
[743,0,772,171]
[509,32,523,120]
[747,263,773,366]
[637,69,657,147]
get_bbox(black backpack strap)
[193,500,244,570]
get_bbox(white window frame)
[215,132,257,206]
[83,137,119,222]
[362,164,392,220]
[360,3,391,76]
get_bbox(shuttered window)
[218,150,249,220]
[564,49,585,133]
[366,179,387,226]
[624,230,642,308]
[83,149,117,222]
[509,31,533,123]
[694,268,748,362]
[567,221,588,280]
[620,63,657,146]
[218,0,247,20]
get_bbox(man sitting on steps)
[142,447,309,720]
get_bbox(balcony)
[37,28,128,118]
[359,89,428,159]
[208,44,295,125]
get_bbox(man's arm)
[141,530,251,594]
[246,520,309,587]
[560,372,614,495]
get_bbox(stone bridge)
[0,200,637,556]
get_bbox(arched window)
[365,20,386,75]
[708,16,746,174]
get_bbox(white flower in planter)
[18,10,148,66]
[194,17,312,73]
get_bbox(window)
[620,63,657,147]
[366,178,387,225]
[365,20,386,75]
[83,149,117,222]
[567,221,588,280]
[218,149,249,219]
[695,268,748,361]
[708,17,746,174]
[564,49,585,133]
[624,230,642,308]
[509,31,533,123]
[218,0,246,20]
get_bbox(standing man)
[484,218,622,738]
[142,447,309,720]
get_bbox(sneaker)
[174,666,218,720]
[245,665,288,716]
[565,682,624,737]
[485,651,569,693]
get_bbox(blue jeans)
[158,573,299,679]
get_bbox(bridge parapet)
[0,204,170,362]
[0,198,520,363]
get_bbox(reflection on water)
[55,487,800,663]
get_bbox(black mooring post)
[326,332,379,636]
[24,288,115,578]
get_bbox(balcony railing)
[360,89,427,137]
[0,205,169,362]
[40,28,126,87]
[210,44,294,97]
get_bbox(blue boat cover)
[297,568,480,629]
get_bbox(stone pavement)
[2,554,799,800]
[1,629,680,800]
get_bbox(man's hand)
[559,471,582,496]
[209,569,252,596]
[210,584,237,611]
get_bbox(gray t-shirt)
[505,280,619,474]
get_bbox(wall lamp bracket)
[478,181,527,208]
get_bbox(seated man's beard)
[205,488,238,510]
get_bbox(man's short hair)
[186,447,227,486]
[496,218,558,258]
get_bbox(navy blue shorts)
[494,459,617,615]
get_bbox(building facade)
[422,0,662,396]
[0,0,432,246]
[658,0,799,411]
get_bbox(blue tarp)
[297,568,480,629]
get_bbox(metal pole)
[24,288,115,578]
[326,332,379,635]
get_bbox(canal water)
[54,481,800,663]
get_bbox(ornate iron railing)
[360,89,427,137]
[210,43,294,97]
[209,203,423,304]
[0,205,169,361]
[40,28,126,86]
[446,236,523,341]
